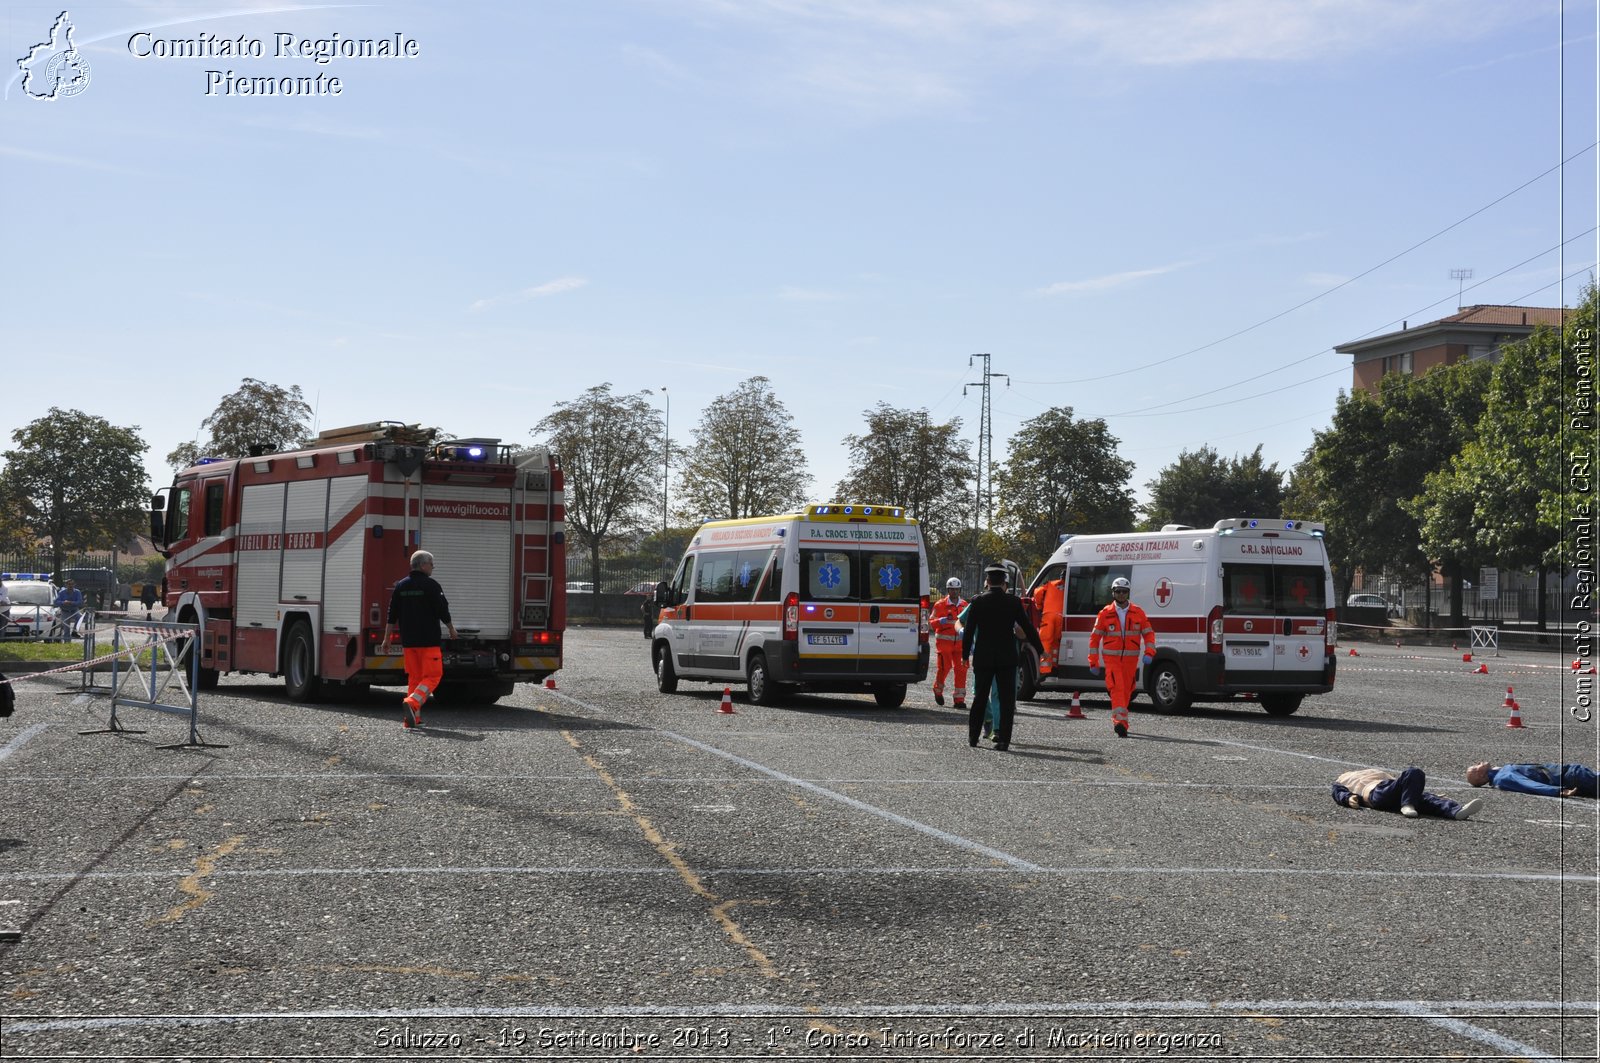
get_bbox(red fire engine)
[150,423,566,701]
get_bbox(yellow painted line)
[148,835,246,927]
[559,730,779,981]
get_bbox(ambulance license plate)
[1229,646,1264,658]
[807,633,848,646]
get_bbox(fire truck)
[150,423,566,702]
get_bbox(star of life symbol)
[877,564,901,592]
[1154,577,1173,607]
[18,11,91,101]
[818,563,842,590]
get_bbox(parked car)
[2,577,60,639]
[623,581,658,596]
[565,581,596,595]
[1345,593,1402,618]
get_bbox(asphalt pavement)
[0,630,1595,1060]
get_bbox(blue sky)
[3,0,1596,518]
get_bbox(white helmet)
[1111,577,1131,591]
[945,577,962,590]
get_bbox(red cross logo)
[1289,577,1310,607]
[1154,578,1173,607]
[1298,644,1310,659]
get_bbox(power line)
[1016,140,1598,387]
[1104,262,1597,419]
[1102,228,1597,418]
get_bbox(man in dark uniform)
[380,550,458,729]
[960,564,1045,752]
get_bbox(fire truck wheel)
[1146,660,1191,713]
[283,621,323,703]
[1259,692,1303,716]
[654,642,678,694]
[872,683,907,709]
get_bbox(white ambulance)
[651,504,931,707]
[1020,518,1336,716]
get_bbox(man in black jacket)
[960,564,1045,751]
[380,550,458,729]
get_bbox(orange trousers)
[1104,657,1137,730]
[933,643,967,701]
[402,646,443,714]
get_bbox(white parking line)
[545,687,1044,871]
[0,864,1589,884]
[4,998,1593,1037]
[0,722,49,765]
[661,729,1046,872]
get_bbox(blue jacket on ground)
[1489,763,1596,798]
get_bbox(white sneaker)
[1454,798,1483,821]
[1400,803,1419,818]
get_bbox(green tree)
[677,376,810,522]
[1,408,149,577]
[994,407,1135,575]
[1413,283,1597,628]
[834,403,972,565]
[1389,359,1492,625]
[167,378,314,470]
[1141,445,1285,531]
[535,384,665,595]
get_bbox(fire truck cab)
[151,423,565,702]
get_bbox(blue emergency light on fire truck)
[148,423,567,703]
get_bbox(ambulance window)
[203,482,225,537]
[1223,564,1274,616]
[802,549,853,601]
[1029,563,1066,596]
[1275,566,1326,614]
[730,549,770,603]
[695,552,738,603]
[864,551,919,603]
[752,549,783,603]
[671,556,694,604]
[1066,565,1130,614]
[168,487,192,541]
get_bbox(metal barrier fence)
[80,619,226,750]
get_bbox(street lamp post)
[647,387,670,579]
[661,386,669,577]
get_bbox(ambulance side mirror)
[654,581,673,606]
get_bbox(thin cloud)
[0,144,148,177]
[1036,260,1196,295]
[778,285,847,301]
[468,277,588,313]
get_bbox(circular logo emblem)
[1243,620,1254,633]
[44,50,91,97]
[824,607,834,620]
[1154,577,1174,607]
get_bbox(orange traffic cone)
[1065,691,1086,719]
[1505,688,1524,728]
[1462,652,1473,662]
[718,686,736,714]
[1474,662,1488,674]
[1574,659,1584,672]
[1348,647,1359,657]
[545,676,557,690]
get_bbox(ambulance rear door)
[857,544,923,677]
[1218,528,1328,682]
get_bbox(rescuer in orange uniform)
[381,550,459,729]
[1088,576,1155,738]
[1031,575,1065,673]
[929,576,967,709]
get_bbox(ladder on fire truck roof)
[314,421,434,447]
